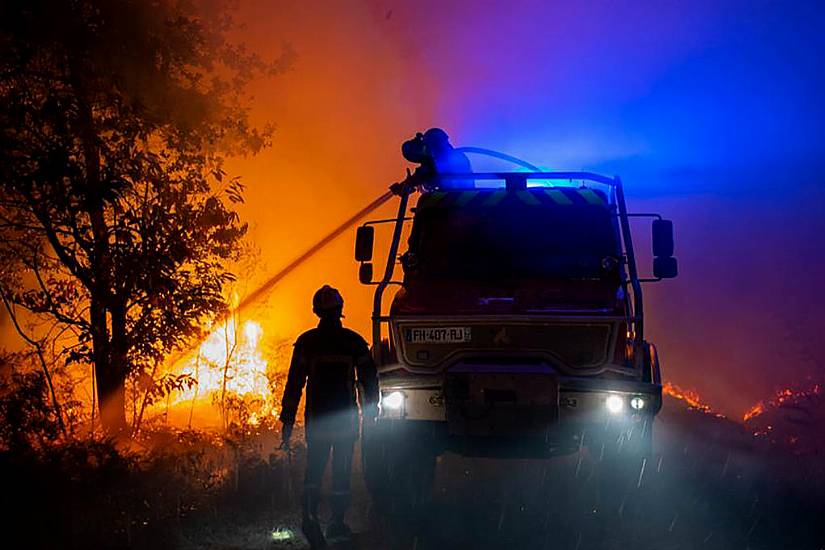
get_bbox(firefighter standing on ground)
[279,285,379,543]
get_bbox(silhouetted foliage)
[0,427,291,549]
[0,0,292,434]
[0,357,62,453]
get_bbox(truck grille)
[395,320,615,370]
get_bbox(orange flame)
[743,402,765,422]
[743,384,822,423]
[164,316,278,427]
[662,381,723,417]
[183,318,270,398]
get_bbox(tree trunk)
[110,300,130,434]
[95,359,127,437]
[90,296,127,436]
[71,77,128,436]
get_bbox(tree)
[0,0,291,435]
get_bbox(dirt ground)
[177,397,825,550]
[2,394,821,549]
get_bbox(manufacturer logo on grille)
[493,327,511,346]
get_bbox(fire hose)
[167,189,395,366]
[233,190,394,317]
[174,145,539,361]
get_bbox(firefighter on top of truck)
[279,285,379,545]
[400,127,473,190]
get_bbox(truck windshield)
[407,199,621,282]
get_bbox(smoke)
[224,0,824,417]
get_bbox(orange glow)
[163,316,279,427]
[157,4,825,427]
[743,384,822,423]
[662,381,723,417]
[743,402,765,422]
[180,319,269,399]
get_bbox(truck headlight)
[605,394,625,414]
[630,396,646,410]
[381,391,405,410]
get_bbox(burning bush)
[153,316,293,434]
[745,382,825,456]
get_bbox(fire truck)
[355,167,677,511]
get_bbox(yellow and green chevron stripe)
[416,187,609,209]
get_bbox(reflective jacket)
[279,318,379,437]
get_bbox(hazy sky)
[3,0,822,417]
[226,0,825,417]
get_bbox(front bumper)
[377,370,661,454]
[379,376,661,420]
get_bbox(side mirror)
[652,219,674,257]
[359,262,373,284]
[355,226,375,262]
[653,256,678,279]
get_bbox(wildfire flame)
[169,316,278,426]
[662,381,723,417]
[743,384,822,423]
[743,402,765,422]
[189,318,269,397]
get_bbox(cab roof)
[415,187,612,211]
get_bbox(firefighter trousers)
[303,435,355,523]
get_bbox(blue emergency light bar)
[434,171,619,190]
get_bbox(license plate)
[405,327,472,344]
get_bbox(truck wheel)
[363,421,437,518]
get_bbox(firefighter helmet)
[402,128,453,164]
[312,285,344,317]
[423,127,452,157]
[422,127,450,146]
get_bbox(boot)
[326,519,353,541]
[301,517,327,549]
[302,486,326,548]
[327,491,352,540]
